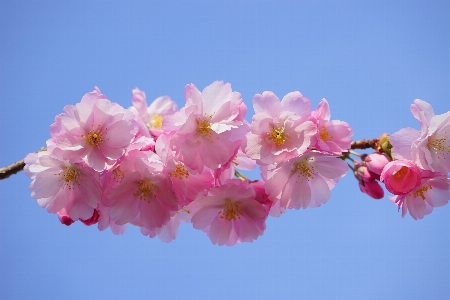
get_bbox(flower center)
[428,134,450,158]
[267,124,288,146]
[196,117,213,141]
[148,114,164,129]
[393,166,408,179]
[85,129,103,147]
[112,166,124,182]
[412,184,432,200]
[319,125,334,142]
[292,160,315,179]
[134,180,157,203]
[58,165,81,190]
[169,164,189,179]
[219,199,242,221]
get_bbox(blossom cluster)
[24,81,356,245]
[354,100,450,219]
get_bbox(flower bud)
[376,133,392,158]
[359,180,384,199]
[364,153,391,176]
[380,160,422,195]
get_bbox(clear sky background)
[1,1,449,299]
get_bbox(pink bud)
[359,180,384,199]
[380,160,422,195]
[355,164,378,182]
[365,153,391,176]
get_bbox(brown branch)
[0,147,46,180]
[350,138,379,150]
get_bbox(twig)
[0,147,46,180]
[349,138,378,150]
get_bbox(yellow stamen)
[169,164,189,179]
[428,134,450,160]
[319,125,334,142]
[292,160,315,179]
[393,166,408,179]
[196,117,213,141]
[134,180,157,203]
[56,166,81,190]
[219,199,242,221]
[112,166,124,182]
[412,184,432,201]
[84,124,104,147]
[148,114,164,129]
[266,123,288,146]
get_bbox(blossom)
[50,88,138,171]
[154,133,214,205]
[245,91,317,164]
[108,150,179,231]
[364,153,391,176]
[380,160,422,195]
[191,179,268,246]
[265,151,348,209]
[163,81,247,172]
[391,172,450,219]
[25,150,102,221]
[129,88,178,138]
[354,164,384,199]
[391,99,450,174]
[310,98,353,155]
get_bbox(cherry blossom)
[265,151,348,209]
[50,88,138,171]
[391,99,450,174]
[391,172,450,220]
[163,81,247,172]
[310,98,353,155]
[129,88,178,138]
[380,160,422,195]
[191,179,268,246]
[108,150,178,231]
[25,149,102,221]
[245,91,317,165]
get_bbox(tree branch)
[0,147,46,180]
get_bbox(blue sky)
[1,1,449,299]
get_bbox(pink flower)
[310,98,353,155]
[359,179,384,200]
[155,133,214,206]
[191,179,268,246]
[163,81,247,172]
[25,150,102,221]
[50,88,138,171]
[380,160,422,195]
[364,153,391,176]
[391,99,450,174]
[354,164,384,199]
[245,91,317,164]
[108,150,179,231]
[129,88,178,138]
[265,151,348,209]
[391,172,450,219]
